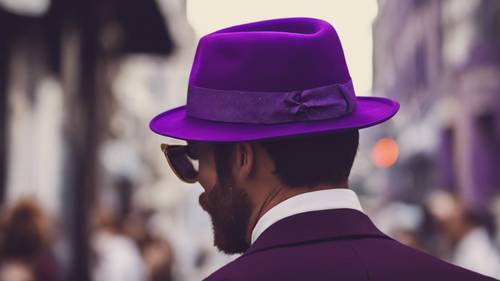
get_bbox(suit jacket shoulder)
[204,209,498,281]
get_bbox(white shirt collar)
[251,188,364,244]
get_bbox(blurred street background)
[0,0,499,280]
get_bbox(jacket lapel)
[244,208,393,256]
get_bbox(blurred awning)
[115,0,174,55]
[1,0,173,75]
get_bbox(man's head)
[150,17,399,254]
[194,130,359,254]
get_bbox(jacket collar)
[251,189,364,244]
[244,208,392,256]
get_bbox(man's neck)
[245,182,349,243]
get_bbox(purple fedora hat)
[150,17,399,142]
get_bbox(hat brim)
[149,97,399,142]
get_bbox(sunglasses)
[161,143,199,183]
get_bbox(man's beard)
[199,176,252,254]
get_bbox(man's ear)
[233,142,254,181]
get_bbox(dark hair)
[211,130,359,188]
[0,198,51,260]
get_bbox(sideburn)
[205,143,252,254]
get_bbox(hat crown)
[149,17,399,142]
[188,17,352,92]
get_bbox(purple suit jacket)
[204,209,498,281]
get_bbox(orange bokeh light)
[372,138,399,168]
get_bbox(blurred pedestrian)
[91,207,146,281]
[0,198,59,281]
[121,210,175,281]
[428,191,500,279]
[142,238,174,281]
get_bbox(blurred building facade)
[0,0,176,280]
[373,0,500,209]
[1,0,238,280]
